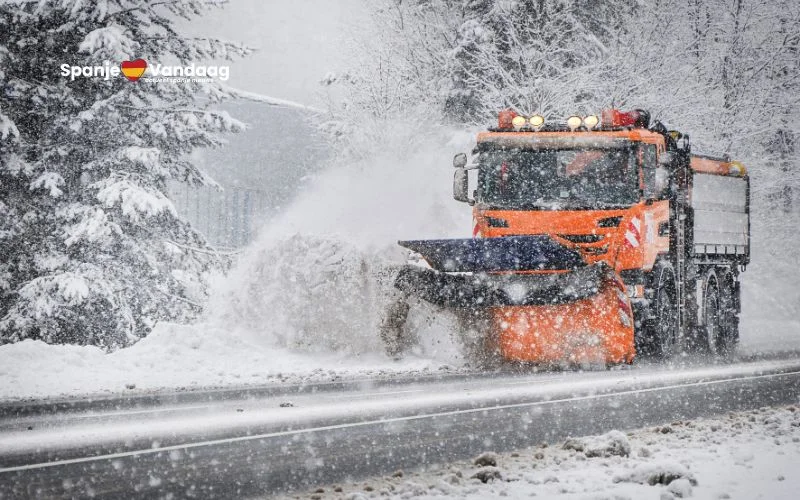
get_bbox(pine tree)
[0,0,249,349]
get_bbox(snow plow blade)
[391,236,635,364]
[398,235,584,273]
[394,263,608,308]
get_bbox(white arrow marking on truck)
[624,217,641,248]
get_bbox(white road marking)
[1,369,796,474]
[335,389,425,399]
[69,405,211,419]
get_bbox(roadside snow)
[563,430,631,458]
[0,321,461,400]
[287,405,800,500]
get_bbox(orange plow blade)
[393,236,635,365]
[492,277,635,364]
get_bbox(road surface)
[1,355,799,498]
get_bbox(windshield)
[477,147,639,210]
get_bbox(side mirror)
[654,166,670,196]
[453,153,467,169]
[653,152,674,197]
[453,168,470,203]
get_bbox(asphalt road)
[1,356,799,499]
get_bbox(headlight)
[566,115,582,131]
[511,115,527,130]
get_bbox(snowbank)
[563,430,631,458]
[0,323,456,400]
[291,405,800,499]
[613,460,697,487]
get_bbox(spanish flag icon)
[120,59,147,82]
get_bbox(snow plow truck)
[385,109,750,365]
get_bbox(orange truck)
[387,109,750,365]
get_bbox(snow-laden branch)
[219,85,325,114]
[164,238,240,256]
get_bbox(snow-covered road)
[1,356,798,498]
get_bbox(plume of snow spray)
[208,123,475,357]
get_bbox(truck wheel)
[717,271,739,356]
[702,271,723,355]
[650,262,679,359]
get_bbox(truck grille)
[558,234,605,244]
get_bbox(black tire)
[717,271,740,356]
[702,271,723,355]
[648,261,680,359]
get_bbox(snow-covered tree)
[604,0,800,225]
[345,0,637,123]
[441,0,637,120]
[0,0,249,349]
